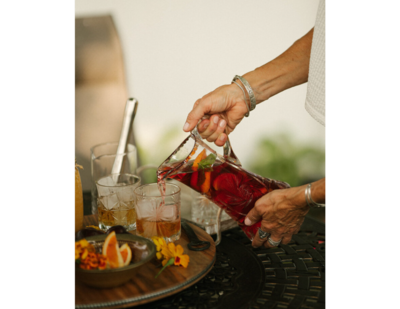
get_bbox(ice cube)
[116,187,134,203]
[136,199,158,219]
[157,205,177,221]
[102,193,120,210]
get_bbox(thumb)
[183,99,212,132]
[244,206,262,226]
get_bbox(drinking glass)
[191,191,230,234]
[134,183,181,242]
[96,173,141,231]
[91,142,138,215]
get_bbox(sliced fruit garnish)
[200,171,211,194]
[119,243,132,266]
[212,173,254,212]
[102,231,124,269]
[213,173,242,192]
[192,149,207,171]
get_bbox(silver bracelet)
[305,183,325,208]
[232,75,256,111]
[232,81,250,117]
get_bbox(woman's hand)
[183,83,249,146]
[245,185,310,248]
[245,178,325,248]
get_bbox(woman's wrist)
[242,64,280,104]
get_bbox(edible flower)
[151,236,190,278]
[75,238,108,270]
[152,236,167,260]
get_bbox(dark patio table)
[81,193,325,309]
[132,215,325,309]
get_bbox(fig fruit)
[106,225,129,235]
[75,227,105,241]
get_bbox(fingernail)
[244,218,252,226]
[203,122,209,129]
[213,116,219,124]
[183,122,190,131]
[219,134,225,141]
[219,119,226,127]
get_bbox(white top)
[305,0,325,126]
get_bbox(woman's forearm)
[242,28,314,104]
[310,178,325,204]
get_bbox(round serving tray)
[75,215,216,309]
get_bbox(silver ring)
[267,238,281,247]
[258,228,270,239]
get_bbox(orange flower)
[75,238,108,270]
[166,242,190,268]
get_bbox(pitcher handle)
[214,208,223,246]
[191,120,242,166]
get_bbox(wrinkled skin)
[244,185,309,248]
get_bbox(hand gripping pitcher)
[157,127,289,243]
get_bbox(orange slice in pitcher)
[119,243,132,266]
[102,231,124,268]
[192,149,207,171]
[200,171,211,194]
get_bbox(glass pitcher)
[157,127,290,243]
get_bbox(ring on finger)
[258,228,270,239]
[267,238,281,247]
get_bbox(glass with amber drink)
[96,173,141,231]
[134,183,181,242]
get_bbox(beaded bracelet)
[232,80,250,117]
[305,183,325,208]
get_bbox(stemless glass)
[96,173,141,231]
[91,142,138,215]
[134,183,181,242]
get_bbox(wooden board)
[76,215,216,309]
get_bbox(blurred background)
[75,0,325,221]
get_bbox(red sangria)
[157,136,289,240]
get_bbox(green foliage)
[247,133,325,187]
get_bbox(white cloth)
[305,0,325,126]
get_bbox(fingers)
[281,235,292,245]
[197,119,210,133]
[263,234,283,249]
[251,227,270,248]
[183,98,212,132]
[197,115,227,144]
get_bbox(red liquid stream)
[157,160,289,240]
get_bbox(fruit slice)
[102,231,124,268]
[200,171,211,194]
[192,149,207,171]
[119,243,132,266]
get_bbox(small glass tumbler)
[96,173,141,231]
[134,183,181,242]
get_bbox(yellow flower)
[152,236,168,260]
[151,236,167,252]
